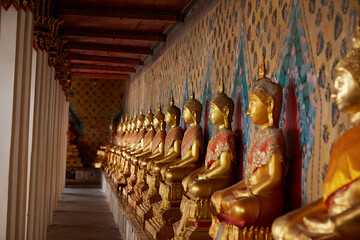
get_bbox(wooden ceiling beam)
[59,7,184,22]
[64,28,165,42]
[66,42,152,55]
[70,64,136,73]
[68,54,144,66]
[71,72,129,80]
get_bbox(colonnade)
[0,6,69,240]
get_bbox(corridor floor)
[46,188,122,240]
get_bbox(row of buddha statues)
[99,27,360,240]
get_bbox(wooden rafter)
[66,42,152,55]
[71,72,129,80]
[59,7,184,22]
[68,54,143,66]
[63,28,165,42]
[70,64,136,73]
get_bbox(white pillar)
[0,6,33,239]
[0,7,18,238]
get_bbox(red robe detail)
[245,127,284,185]
[205,128,236,169]
[151,130,166,153]
[164,126,183,155]
[181,125,204,157]
[143,129,156,149]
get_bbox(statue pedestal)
[209,215,272,240]
[173,195,212,240]
[125,162,138,194]
[144,181,184,239]
[129,168,147,209]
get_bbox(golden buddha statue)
[136,105,167,222]
[147,93,183,176]
[119,113,147,188]
[127,109,158,207]
[114,114,136,186]
[209,59,285,239]
[174,79,236,239]
[115,117,124,147]
[110,115,129,182]
[124,110,155,196]
[145,83,204,239]
[137,96,184,225]
[272,23,360,240]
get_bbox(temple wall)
[125,0,359,204]
[69,76,125,166]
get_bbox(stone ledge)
[102,171,151,240]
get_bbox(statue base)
[209,215,272,240]
[136,189,162,225]
[145,202,182,239]
[173,195,213,240]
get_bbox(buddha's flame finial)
[158,103,161,112]
[190,82,194,99]
[148,107,151,114]
[170,90,174,106]
[125,113,128,121]
[140,109,144,115]
[259,54,267,78]
[219,76,224,93]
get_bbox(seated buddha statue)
[125,110,156,194]
[272,24,360,240]
[115,117,124,147]
[174,79,236,239]
[144,85,204,239]
[138,95,184,223]
[209,61,285,239]
[114,114,137,185]
[119,113,148,187]
[146,93,183,176]
[135,105,167,221]
[111,115,129,181]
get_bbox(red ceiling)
[56,0,195,80]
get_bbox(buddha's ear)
[222,106,230,118]
[172,113,177,122]
[192,111,197,122]
[267,97,274,126]
[267,97,274,113]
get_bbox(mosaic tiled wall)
[69,76,125,166]
[125,0,359,204]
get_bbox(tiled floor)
[46,188,122,240]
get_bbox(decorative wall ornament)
[0,0,33,11]
[33,0,70,97]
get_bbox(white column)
[0,7,18,239]
[0,6,33,239]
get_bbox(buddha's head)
[247,60,282,127]
[165,91,181,127]
[144,109,154,130]
[137,110,146,130]
[210,78,234,128]
[332,25,360,120]
[154,103,166,130]
[183,83,203,125]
